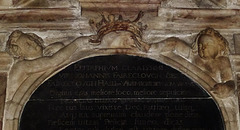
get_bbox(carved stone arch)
[4,48,236,130]
[2,16,238,129]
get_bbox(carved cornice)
[80,0,161,13]
[0,7,85,31]
[158,8,240,30]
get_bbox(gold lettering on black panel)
[20,56,224,130]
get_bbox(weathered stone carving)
[3,30,97,130]
[150,27,235,99]
[6,30,66,60]
[89,12,150,52]
[6,30,44,60]
[5,30,90,102]
[2,27,239,130]
[192,27,235,98]
[148,27,238,129]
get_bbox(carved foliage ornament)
[89,11,149,52]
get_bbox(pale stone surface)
[0,0,89,52]
[149,28,235,98]
[234,34,240,54]
[0,34,8,51]
[156,7,240,53]
[13,0,80,8]
[0,74,6,130]
[3,26,239,130]
[161,0,240,8]
[0,52,13,72]
[79,0,161,13]
[149,28,239,129]
[0,53,12,130]
[0,0,11,6]
[4,30,91,102]
[3,31,95,130]
[161,0,213,8]
[0,0,239,130]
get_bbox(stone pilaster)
[0,52,12,130]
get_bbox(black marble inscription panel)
[20,55,224,130]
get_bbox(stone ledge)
[157,8,240,30]
[81,2,159,12]
[79,0,161,3]
[80,0,161,12]
[0,8,80,23]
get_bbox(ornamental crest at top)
[89,11,147,43]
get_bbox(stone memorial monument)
[0,0,240,130]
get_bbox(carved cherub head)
[193,27,229,59]
[6,30,44,60]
